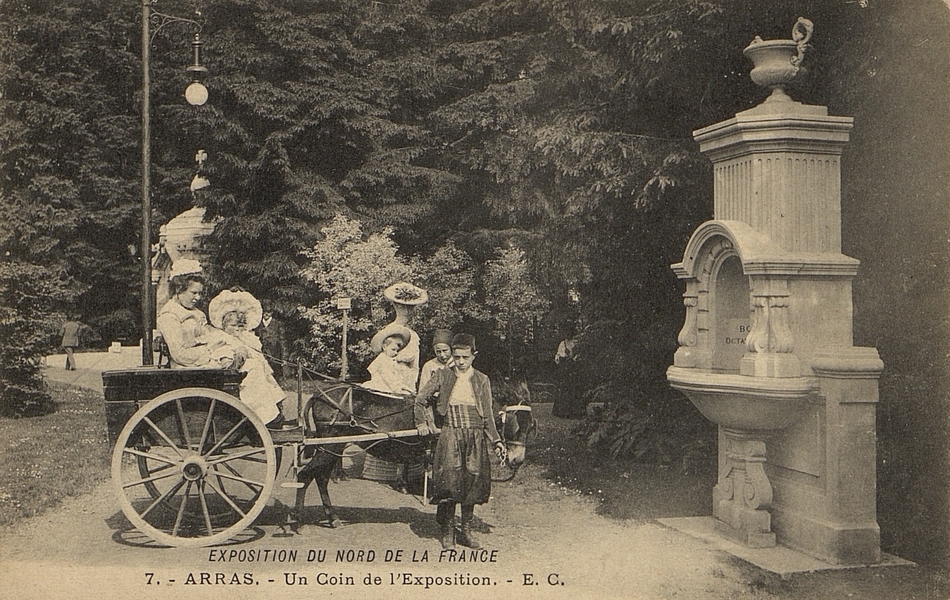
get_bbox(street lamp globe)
[185,81,208,106]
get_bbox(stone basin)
[666,366,816,431]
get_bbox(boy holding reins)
[414,334,506,550]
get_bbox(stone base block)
[772,504,881,565]
[658,517,912,575]
[714,518,777,548]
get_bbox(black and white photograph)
[0,1,947,598]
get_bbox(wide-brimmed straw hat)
[382,282,428,306]
[208,290,263,330]
[370,323,413,354]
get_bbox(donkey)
[290,382,427,531]
[289,382,537,531]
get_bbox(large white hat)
[169,258,203,279]
[370,323,413,355]
[383,282,428,306]
[208,290,263,330]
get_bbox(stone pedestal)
[152,206,219,317]
[713,432,776,548]
[767,347,883,564]
[692,100,853,255]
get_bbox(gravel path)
[1,360,941,600]
[0,437,752,600]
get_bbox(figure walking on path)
[59,317,83,370]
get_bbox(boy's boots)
[436,500,455,550]
[456,504,481,549]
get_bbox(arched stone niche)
[713,255,748,373]
[672,220,773,373]
[672,220,861,379]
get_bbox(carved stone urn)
[743,17,813,103]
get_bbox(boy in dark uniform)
[414,334,506,550]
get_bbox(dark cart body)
[103,368,244,446]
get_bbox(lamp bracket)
[147,2,204,46]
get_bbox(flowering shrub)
[298,215,487,374]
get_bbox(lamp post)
[140,1,208,365]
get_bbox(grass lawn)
[0,382,111,525]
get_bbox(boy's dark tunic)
[414,367,501,505]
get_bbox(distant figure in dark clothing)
[255,308,290,380]
[552,337,586,417]
[59,318,83,370]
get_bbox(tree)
[299,214,413,372]
[0,0,884,422]
[298,213,494,376]
[0,1,140,411]
[0,0,141,322]
[482,245,549,377]
[0,261,73,416]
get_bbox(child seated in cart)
[205,290,287,428]
[359,325,419,491]
[156,262,287,429]
[363,325,417,396]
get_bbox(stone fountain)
[666,19,883,565]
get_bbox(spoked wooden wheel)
[112,387,276,547]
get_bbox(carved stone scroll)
[746,279,793,354]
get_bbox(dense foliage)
[297,213,546,378]
[0,0,936,478]
[0,263,73,416]
[0,0,881,422]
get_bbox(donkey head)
[498,404,537,469]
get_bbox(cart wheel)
[135,451,230,522]
[112,387,276,547]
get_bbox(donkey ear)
[517,380,530,402]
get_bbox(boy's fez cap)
[451,333,476,351]
[432,329,454,346]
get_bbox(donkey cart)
[102,367,534,548]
